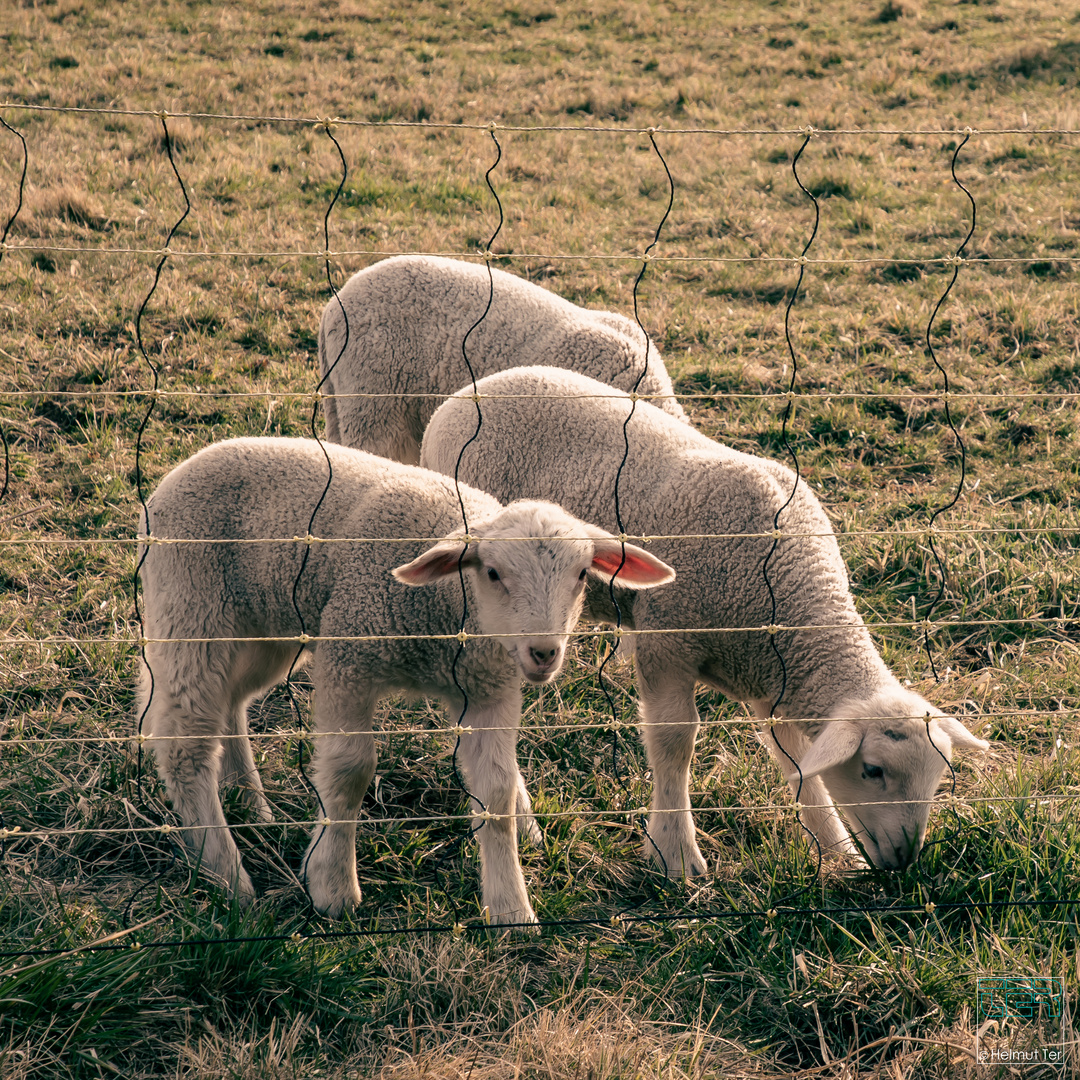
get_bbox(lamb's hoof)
[649,841,708,880]
[304,874,362,919]
[308,889,362,919]
[486,903,539,930]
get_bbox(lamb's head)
[790,688,989,871]
[392,500,675,684]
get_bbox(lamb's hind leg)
[634,661,708,878]
[218,645,299,825]
[301,669,378,918]
[219,701,273,824]
[141,660,255,901]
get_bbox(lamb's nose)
[529,646,558,667]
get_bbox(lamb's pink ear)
[790,721,863,781]
[932,716,990,753]
[589,536,675,589]
[392,541,479,586]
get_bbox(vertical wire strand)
[921,131,974,680]
[132,115,192,798]
[597,128,674,888]
[761,130,826,893]
[916,131,977,847]
[125,116,193,915]
[0,114,28,509]
[0,112,28,861]
[435,126,504,921]
[291,121,349,901]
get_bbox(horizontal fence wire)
[4,100,1080,134]
[0,787,1065,842]
[3,389,1080,402]
[1,101,1078,959]
[4,704,1077,746]
[3,614,1077,646]
[5,526,1080,543]
[6,891,1076,963]
[2,242,1077,266]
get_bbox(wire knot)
[452,922,466,937]
[157,109,169,121]
[924,901,936,914]
[456,630,469,645]
[291,932,304,943]
[315,116,339,132]
[766,624,779,636]
[297,633,311,645]
[0,827,19,840]
[320,817,332,827]
[766,908,778,920]
[159,823,172,834]
[487,120,498,132]
[801,124,817,138]
[610,913,623,926]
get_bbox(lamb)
[420,367,990,874]
[317,254,688,464]
[136,436,674,923]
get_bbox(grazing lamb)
[317,254,687,463]
[420,367,990,874]
[137,437,674,923]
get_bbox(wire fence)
[1,102,1078,958]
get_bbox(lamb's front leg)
[634,664,708,878]
[453,690,537,926]
[758,724,860,859]
[301,681,378,918]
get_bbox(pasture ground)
[1,1,1079,1076]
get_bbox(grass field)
[2,1,1079,1076]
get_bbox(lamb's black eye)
[863,764,884,780]
[578,568,588,581]
[487,567,500,583]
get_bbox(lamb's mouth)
[524,668,558,685]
